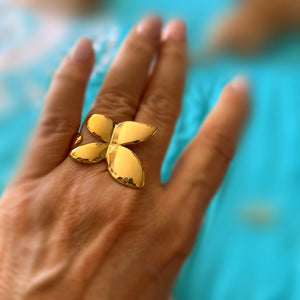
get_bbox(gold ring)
[69,114,157,189]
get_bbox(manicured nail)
[162,19,186,42]
[71,38,93,62]
[136,16,162,40]
[231,75,248,92]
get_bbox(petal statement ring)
[69,114,158,189]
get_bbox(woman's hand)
[16,0,97,14]
[212,0,300,53]
[0,17,248,300]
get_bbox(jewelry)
[69,114,157,188]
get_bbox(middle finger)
[89,16,163,123]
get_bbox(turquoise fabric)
[1,1,300,299]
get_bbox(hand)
[15,0,96,14]
[211,0,300,53]
[0,17,248,300]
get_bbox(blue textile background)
[1,0,300,299]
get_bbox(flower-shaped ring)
[69,114,157,188]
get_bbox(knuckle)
[168,239,190,263]
[39,112,77,137]
[202,128,236,163]
[125,37,155,56]
[94,89,137,121]
[161,45,186,65]
[141,89,179,125]
[53,68,88,88]
[0,188,36,234]
[162,219,191,261]
[153,210,191,265]
[187,171,214,197]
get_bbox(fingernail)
[136,16,162,40]
[71,38,93,62]
[231,75,248,92]
[162,19,186,42]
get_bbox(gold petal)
[87,114,115,143]
[112,121,157,145]
[70,142,108,164]
[107,145,145,188]
[71,133,82,148]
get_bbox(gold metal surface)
[87,114,114,142]
[112,121,157,145]
[70,142,108,164]
[107,145,144,188]
[69,114,157,188]
[71,133,82,148]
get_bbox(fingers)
[18,38,94,179]
[166,76,248,212]
[210,1,281,54]
[134,20,187,175]
[212,11,268,53]
[88,16,162,123]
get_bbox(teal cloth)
[1,1,300,299]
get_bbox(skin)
[213,0,300,53]
[14,0,97,14]
[0,17,248,300]
[15,0,300,53]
